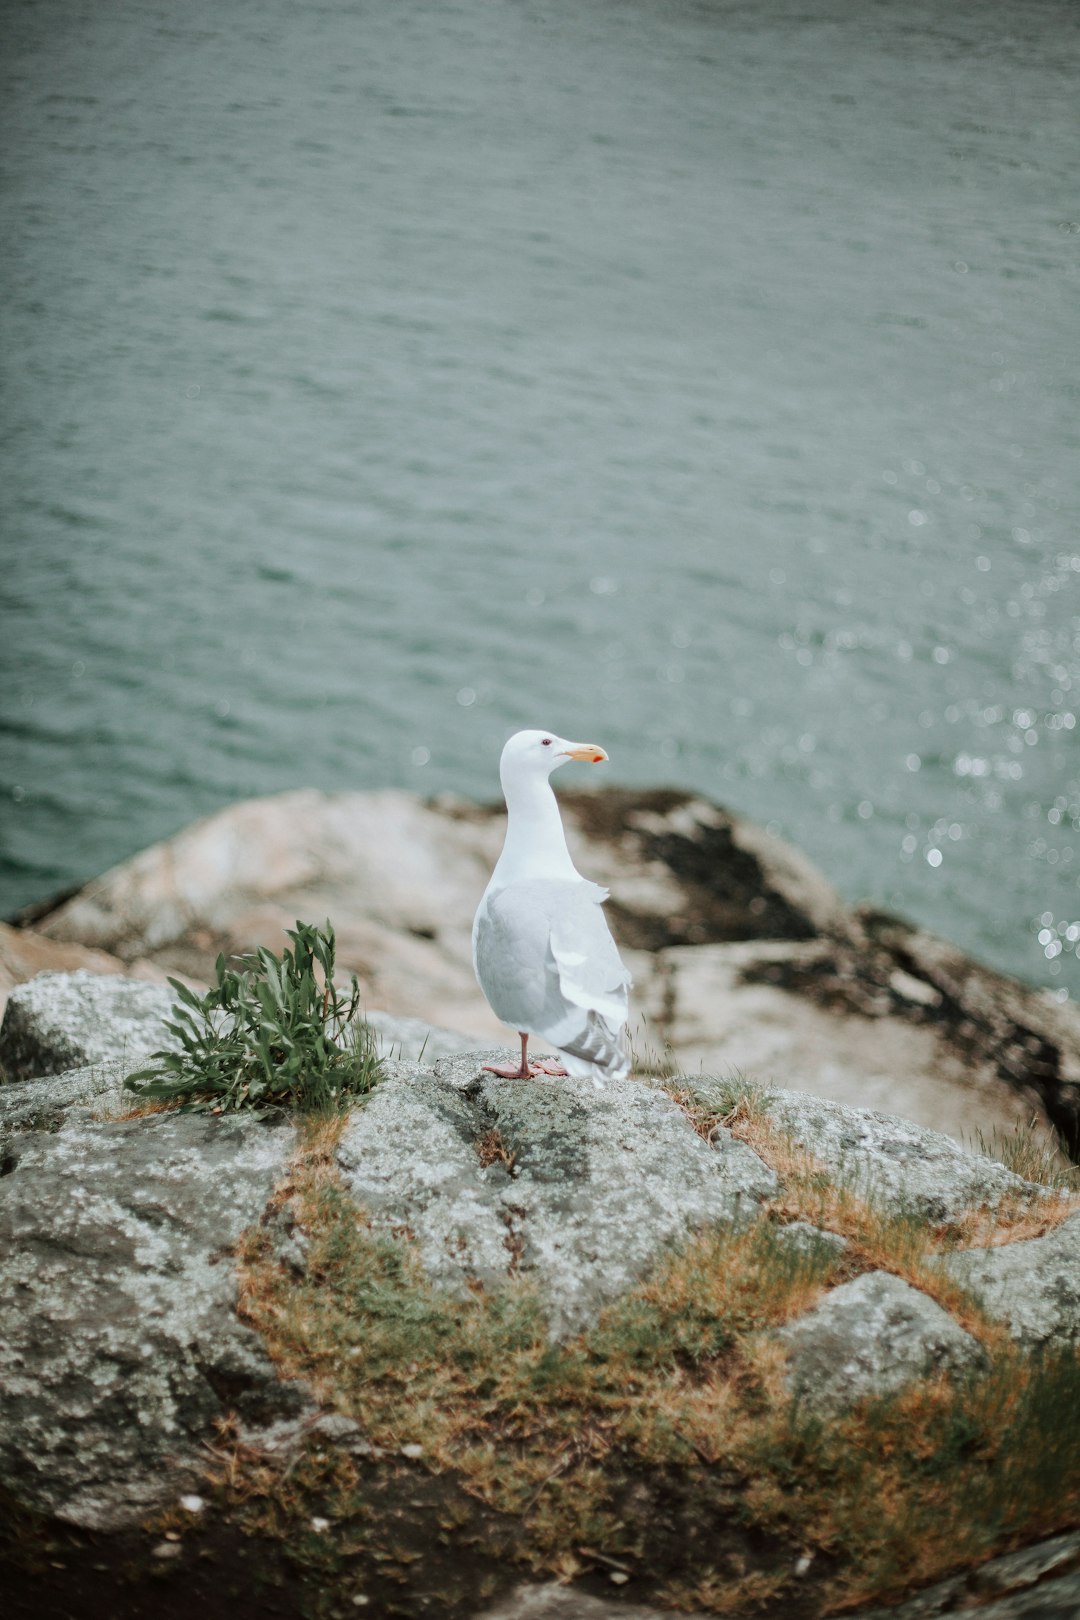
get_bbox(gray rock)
[309,1412,363,1444]
[851,1528,1080,1620]
[777,1271,986,1411]
[0,969,176,1081]
[0,1109,308,1529]
[337,1049,778,1339]
[473,1584,709,1619]
[774,1219,848,1257]
[0,1058,132,1138]
[763,1087,1048,1223]
[337,1056,515,1297]
[930,1212,1080,1348]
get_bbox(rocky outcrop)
[337,1050,777,1340]
[2,970,1078,1547]
[0,1109,308,1529]
[11,787,1080,1148]
[756,1086,1054,1223]
[0,969,177,1080]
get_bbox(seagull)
[472,729,632,1085]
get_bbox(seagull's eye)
[541,738,553,746]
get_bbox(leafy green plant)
[125,920,383,1114]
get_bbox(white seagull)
[472,729,632,1084]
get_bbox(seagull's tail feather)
[555,1010,630,1087]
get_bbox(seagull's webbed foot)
[481,1060,568,1079]
[483,1034,568,1080]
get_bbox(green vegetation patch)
[125,921,383,1115]
[227,1117,1080,1615]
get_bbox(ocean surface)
[2,0,1078,998]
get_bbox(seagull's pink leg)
[483,1033,569,1080]
[483,1031,535,1079]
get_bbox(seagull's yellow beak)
[560,743,608,763]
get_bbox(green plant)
[125,921,383,1115]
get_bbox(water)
[2,0,1078,997]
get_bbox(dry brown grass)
[662,1078,1080,1350]
[476,1128,516,1172]
[664,1567,793,1615]
[219,1093,1080,1616]
[109,1098,181,1121]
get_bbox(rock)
[0,967,482,1134]
[0,969,176,1081]
[851,1528,1080,1620]
[336,1049,778,1339]
[0,1109,308,1529]
[1,967,1076,1617]
[0,1058,132,1138]
[773,1219,848,1257]
[761,1087,1051,1224]
[19,786,1076,1143]
[0,918,170,1025]
[309,1413,363,1444]
[639,939,1042,1147]
[474,1585,709,1619]
[861,910,1080,1155]
[777,1271,986,1412]
[930,1212,1080,1347]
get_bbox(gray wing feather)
[474,879,631,1077]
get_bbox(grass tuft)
[966,1115,1080,1193]
[626,1014,681,1079]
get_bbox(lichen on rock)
[0,1109,308,1529]
[0,969,176,1082]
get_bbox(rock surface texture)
[759,1087,1052,1223]
[337,1050,778,1339]
[0,1109,307,1529]
[0,1056,132,1138]
[12,786,1080,1145]
[0,969,176,1080]
[931,1212,1080,1347]
[1,970,1079,1620]
[777,1271,986,1411]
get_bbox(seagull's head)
[500,729,608,783]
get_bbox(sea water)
[2,0,1078,996]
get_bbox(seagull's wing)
[475,878,631,1079]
